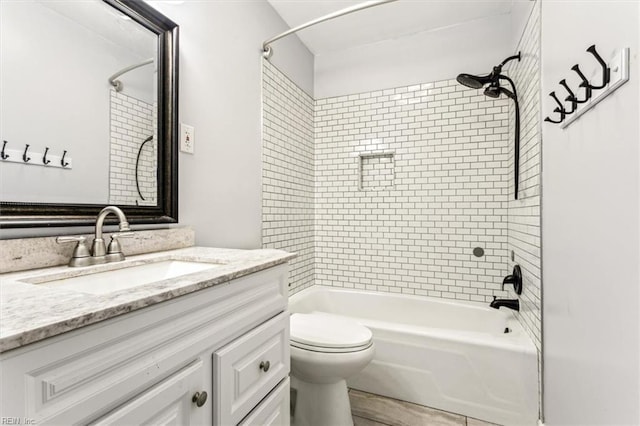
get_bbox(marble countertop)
[0,247,295,353]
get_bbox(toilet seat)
[290,313,373,353]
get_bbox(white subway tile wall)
[314,81,511,301]
[109,91,157,206]
[262,61,315,295]
[507,1,542,414]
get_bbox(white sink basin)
[26,260,221,295]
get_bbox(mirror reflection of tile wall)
[108,91,157,206]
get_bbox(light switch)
[180,123,194,154]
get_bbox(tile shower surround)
[262,61,315,295]
[261,42,541,345]
[263,61,512,300]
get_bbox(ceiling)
[266,0,515,55]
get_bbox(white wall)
[314,13,513,99]
[148,0,314,248]
[541,1,640,424]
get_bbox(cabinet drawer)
[213,311,290,426]
[239,377,290,426]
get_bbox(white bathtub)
[289,286,538,426]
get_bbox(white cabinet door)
[213,311,290,426]
[239,378,290,426]
[91,359,207,426]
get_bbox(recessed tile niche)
[359,152,395,191]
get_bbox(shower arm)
[499,75,521,200]
[499,54,522,68]
[262,0,398,59]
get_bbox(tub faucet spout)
[489,297,520,311]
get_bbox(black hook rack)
[1,140,9,160]
[43,147,51,165]
[23,144,31,163]
[545,44,614,125]
[61,150,69,167]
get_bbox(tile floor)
[349,389,500,426]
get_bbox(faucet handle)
[56,236,91,265]
[107,232,134,255]
[502,265,523,295]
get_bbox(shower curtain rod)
[108,58,154,90]
[262,0,398,59]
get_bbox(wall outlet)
[180,123,195,154]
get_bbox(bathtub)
[289,286,538,426]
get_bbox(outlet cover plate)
[180,123,194,154]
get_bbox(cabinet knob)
[259,360,270,372]
[192,391,208,407]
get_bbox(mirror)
[0,0,178,228]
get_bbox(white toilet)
[290,313,375,426]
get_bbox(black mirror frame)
[0,0,179,228]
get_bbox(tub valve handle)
[502,265,523,295]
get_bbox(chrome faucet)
[57,206,133,267]
[92,206,132,260]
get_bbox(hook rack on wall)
[544,45,630,129]
[0,140,72,169]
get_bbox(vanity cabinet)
[0,264,290,426]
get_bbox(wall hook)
[560,79,578,110]
[43,147,51,165]
[544,92,566,124]
[550,91,574,115]
[1,140,9,160]
[559,79,591,105]
[585,44,610,90]
[61,150,69,167]
[23,144,31,163]
[571,64,592,89]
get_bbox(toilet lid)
[290,313,372,350]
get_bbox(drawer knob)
[259,360,271,372]
[192,391,208,407]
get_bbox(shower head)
[483,84,501,98]
[483,83,515,99]
[456,52,521,92]
[456,73,493,89]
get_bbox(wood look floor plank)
[349,389,466,426]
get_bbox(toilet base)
[291,374,353,426]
